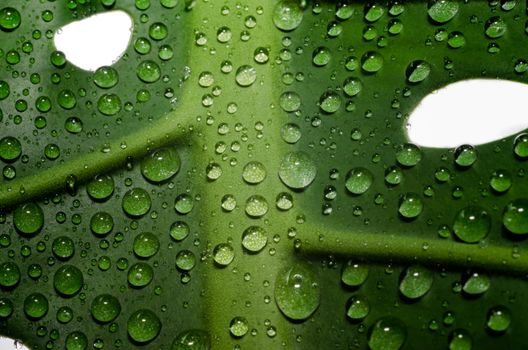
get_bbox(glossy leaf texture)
[1,0,528,349]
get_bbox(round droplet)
[13,202,44,235]
[487,306,511,332]
[396,143,422,167]
[454,145,477,167]
[171,329,210,350]
[273,0,303,31]
[0,136,22,161]
[216,26,232,42]
[319,90,341,113]
[149,22,168,40]
[65,331,88,350]
[65,117,83,134]
[229,316,249,338]
[343,77,363,97]
[279,151,317,189]
[87,174,114,201]
[52,236,75,260]
[448,329,472,350]
[221,194,237,211]
[341,261,369,287]
[123,188,151,217]
[141,148,181,183]
[176,250,196,271]
[54,265,83,296]
[346,295,370,320]
[213,243,235,266]
[398,193,423,219]
[242,161,267,184]
[503,199,528,234]
[44,143,60,159]
[174,194,194,214]
[245,195,268,217]
[235,65,257,87]
[127,309,161,343]
[0,7,21,31]
[453,206,490,243]
[281,123,301,143]
[345,167,373,195]
[361,51,383,73]
[134,232,160,258]
[368,317,407,350]
[399,265,433,299]
[24,293,48,319]
[137,60,161,83]
[276,192,293,211]
[128,263,154,287]
[0,298,13,318]
[406,60,431,83]
[91,294,121,323]
[428,0,459,23]
[198,71,214,87]
[279,91,301,112]
[57,89,76,109]
[312,47,331,66]
[242,226,268,253]
[90,212,114,236]
[275,263,320,321]
[490,169,511,193]
[0,261,20,288]
[514,133,528,157]
[97,94,122,116]
[485,16,507,38]
[462,271,490,295]
[94,66,119,89]
[170,221,190,241]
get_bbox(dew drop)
[242,226,268,253]
[368,317,407,350]
[122,188,151,217]
[502,199,528,234]
[91,294,121,323]
[13,203,44,235]
[278,151,317,189]
[141,148,181,183]
[345,167,373,195]
[453,206,490,243]
[127,309,161,343]
[235,65,257,87]
[399,265,433,299]
[54,265,83,296]
[273,0,304,31]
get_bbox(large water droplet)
[279,152,317,189]
[127,309,161,343]
[13,203,44,235]
[399,265,433,299]
[54,265,83,296]
[242,226,268,253]
[502,199,528,234]
[453,206,490,243]
[171,329,210,350]
[91,294,121,323]
[345,167,373,195]
[273,0,303,31]
[427,0,459,23]
[122,188,151,217]
[274,263,320,321]
[486,305,511,332]
[141,148,181,183]
[368,317,407,350]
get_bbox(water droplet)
[91,294,121,323]
[137,60,161,83]
[141,148,181,183]
[312,47,331,66]
[276,192,293,211]
[94,66,119,89]
[345,167,373,195]
[454,145,477,167]
[279,91,301,112]
[406,60,431,83]
[87,174,114,201]
[176,250,196,271]
[216,26,232,43]
[52,236,75,260]
[133,232,160,258]
[448,329,472,350]
[122,188,151,217]
[428,0,459,23]
[319,90,341,113]
[503,199,528,234]
[65,331,88,350]
[490,169,512,193]
[275,263,320,321]
[514,133,528,157]
[149,22,168,40]
[398,193,423,219]
[229,316,249,338]
[65,117,83,134]
[399,265,433,299]
[54,265,83,296]
[396,143,422,167]
[485,16,507,38]
[242,226,268,253]
[0,136,22,161]
[242,161,267,184]
[0,261,20,288]
[343,77,363,97]
[486,305,511,332]
[127,309,161,343]
[273,0,303,31]
[174,194,194,214]
[0,7,21,31]
[281,123,301,144]
[90,212,114,236]
[128,262,154,287]
[368,317,407,350]
[235,65,257,87]
[278,151,317,189]
[213,243,235,266]
[169,221,190,241]
[171,329,210,350]
[13,202,44,235]
[346,295,370,320]
[24,293,48,319]
[361,51,383,73]
[245,195,268,217]
[453,206,490,243]
[462,271,490,295]
[97,93,122,116]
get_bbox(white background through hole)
[54,10,133,71]
[5,10,528,350]
[407,79,528,148]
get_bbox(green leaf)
[1,0,528,349]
